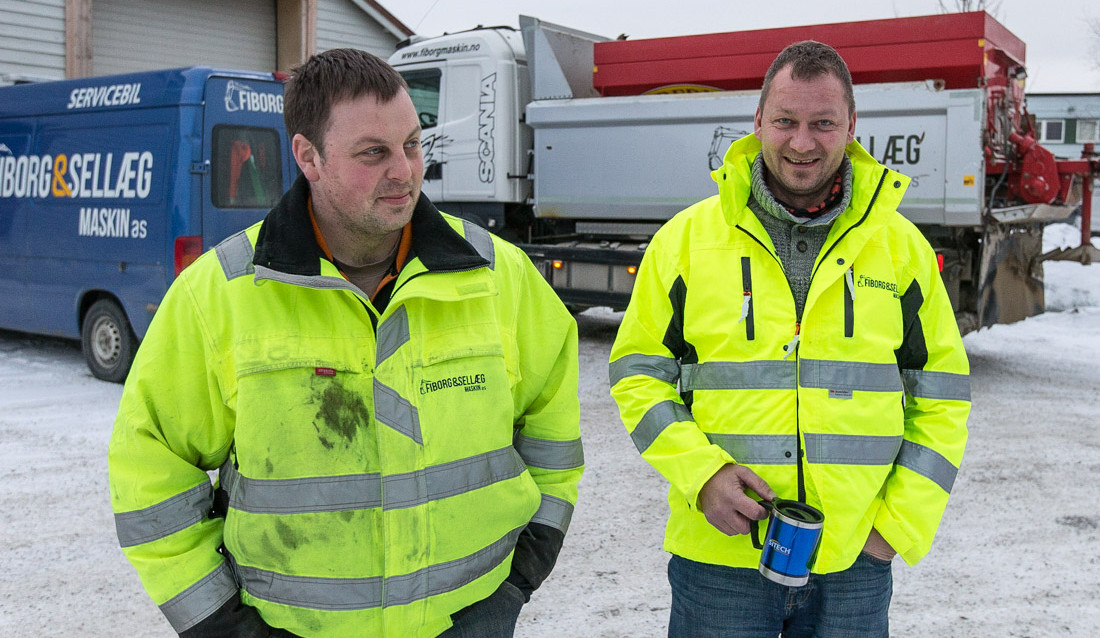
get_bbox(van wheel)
[82,299,138,383]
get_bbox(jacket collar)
[253,173,488,277]
[711,134,909,233]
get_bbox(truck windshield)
[211,125,283,209]
[402,69,441,129]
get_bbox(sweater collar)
[712,134,908,230]
[749,154,853,227]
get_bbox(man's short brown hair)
[283,48,408,155]
[759,40,855,115]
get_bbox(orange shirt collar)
[307,196,413,299]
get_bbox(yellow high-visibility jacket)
[610,135,969,573]
[109,176,582,637]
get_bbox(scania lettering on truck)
[0,68,296,381]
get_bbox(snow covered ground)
[1,225,1097,637]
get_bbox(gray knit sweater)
[747,155,853,320]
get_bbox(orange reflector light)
[936,253,944,272]
[627,265,638,275]
[552,260,564,269]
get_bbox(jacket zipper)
[736,165,886,502]
[794,168,887,503]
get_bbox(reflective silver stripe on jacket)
[114,482,213,548]
[235,526,524,610]
[219,460,381,514]
[376,306,410,366]
[374,378,422,444]
[706,433,798,464]
[215,231,255,280]
[382,447,526,510]
[681,361,797,391]
[901,369,971,401]
[707,433,947,474]
[803,433,903,465]
[530,493,575,534]
[799,359,903,392]
[628,358,906,393]
[631,399,693,453]
[462,220,496,269]
[608,353,681,388]
[896,439,958,493]
[219,447,527,514]
[159,562,238,633]
[514,433,584,470]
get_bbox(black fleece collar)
[253,173,487,276]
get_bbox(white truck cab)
[390,28,532,234]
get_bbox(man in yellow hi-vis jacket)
[609,41,969,637]
[109,49,582,638]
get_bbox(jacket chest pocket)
[376,302,518,458]
[838,264,905,347]
[683,253,793,358]
[231,335,378,479]
[409,341,516,455]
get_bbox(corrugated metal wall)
[0,0,66,80]
[92,0,277,75]
[317,0,400,58]
[1,0,402,81]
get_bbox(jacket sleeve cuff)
[872,507,919,566]
[685,451,736,512]
[506,522,565,602]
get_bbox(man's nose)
[788,124,815,153]
[387,152,413,181]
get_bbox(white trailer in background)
[390,12,1099,332]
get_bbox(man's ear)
[292,133,322,182]
[754,106,763,137]
[847,110,857,144]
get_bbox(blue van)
[0,67,297,381]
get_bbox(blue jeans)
[668,553,892,638]
[438,580,525,638]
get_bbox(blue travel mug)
[752,499,824,586]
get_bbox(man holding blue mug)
[609,40,970,637]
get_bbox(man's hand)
[697,464,776,536]
[862,527,896,561]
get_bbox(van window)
[212,126,283,209]
[403,69,441,129]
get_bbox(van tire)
[82,299,138,383]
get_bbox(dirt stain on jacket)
[274,519,301,551]
[313,379,369,445]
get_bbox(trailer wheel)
[81,299,138,383]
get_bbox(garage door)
[93,0,276,75]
